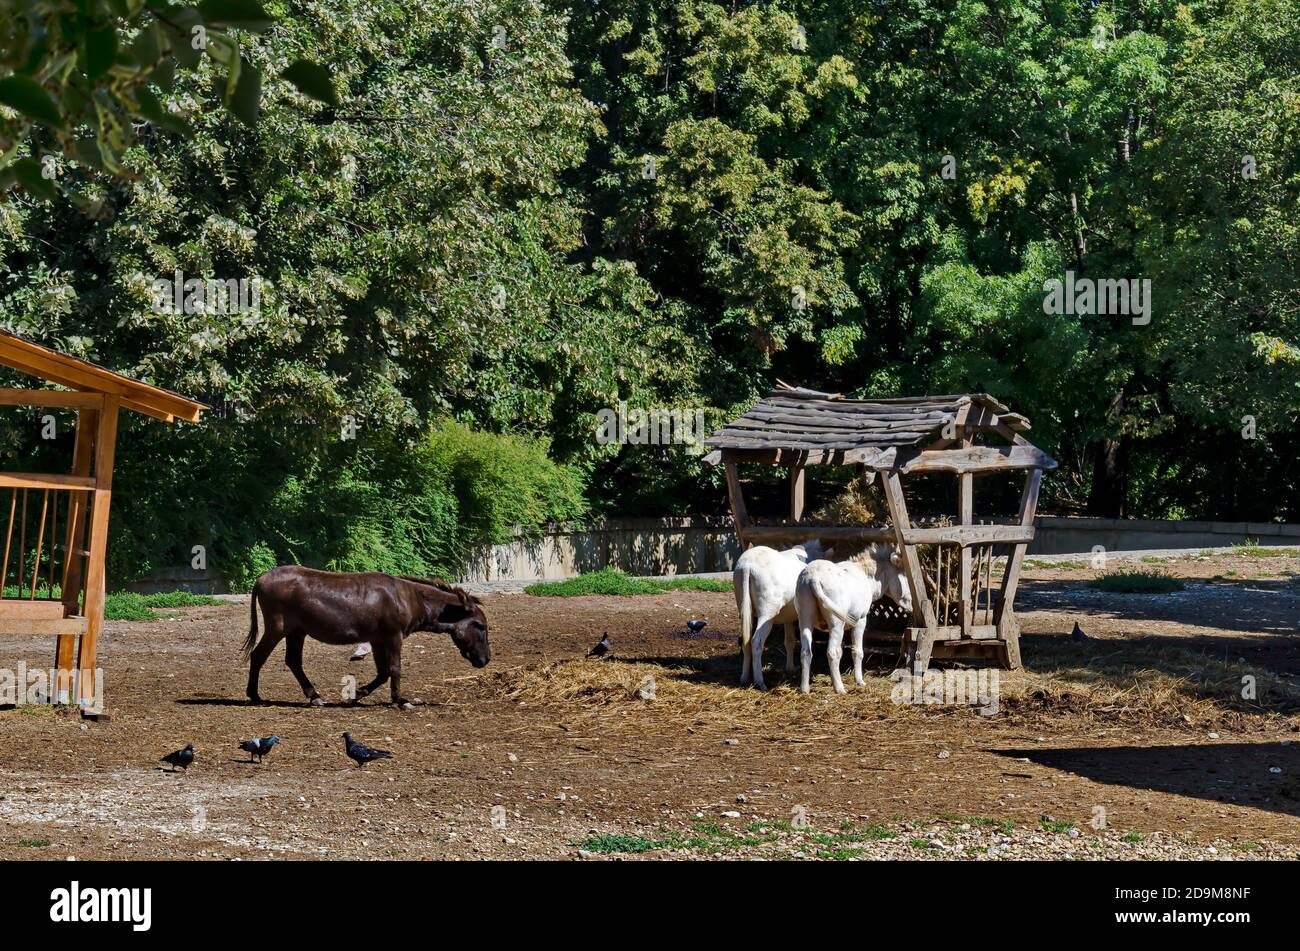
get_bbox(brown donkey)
[243,566,489,708]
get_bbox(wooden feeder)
[0,331,205,713]
[703,384,1056,674]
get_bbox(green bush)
[226,542,280,593]
[1089,571,1185,594]
[230,421,588,587]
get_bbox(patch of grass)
[969,816,1016,834]
[816,847,864,860]
[1236,841,1259,852]
[18,839,50,847]
[104,590,220,621]
[908,837,938,850]
[525,568,729,597]
[1232,540,1297,558]
[654,575,733,593]
[1089,570,1184,594]
[578,833,660,854]
[1121,831,1143,843]
[1039,819,1075,834]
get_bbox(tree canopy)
[0,0,1296,583]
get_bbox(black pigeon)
[161,743,194,772]
[343,732,392,768]
[687,619,708,634]
[587,632,611,658]
[1071,622,1089,642]
[239,735,280,763]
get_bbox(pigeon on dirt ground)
[161,744,194,772]
[350,642,372,661]
[587,632,611,658]
[344,732,392,768]
[1071,622,1089,642]
[239,736,280,763]
[687,619,707,634]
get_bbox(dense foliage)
[0,0,1296,584]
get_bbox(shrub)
[1089,571,1185,594]
[226,541,280,593]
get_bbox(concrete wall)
[1026,516,1300,556]
[458,515,1300,582]
[460,517,740,583]
[128,516,1300,591]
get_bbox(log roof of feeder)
[0,329,206,423]
[702,384,1056,473]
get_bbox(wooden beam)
[899,524,1034,546]
[880,470,938,674]
[0,616,88,637]
[893,443,1058,474]
[724,463,750,531]
[740,524,897,545]
[76,395,119,708]
[958,467,974,637]
[0,389,105,410]
[995,467,1042,669]
[788,464,806,522]
[0,599,73,618]
[0,473,95,491]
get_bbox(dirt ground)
[1,550,1298,860]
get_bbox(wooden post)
[76,395,118,709]
[881,470,939,673]
[995,467,1042,669]
[724,460,751,548]
[789,464,806,522]
[55,406,98,704]
[958,470,974,636]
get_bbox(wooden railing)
[0,479,91,632]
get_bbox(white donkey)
[794,544,911,694]
[734,540,828,689]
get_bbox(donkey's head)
[441,589,491,668]
[407,578,492,668]
[856,543,912,612]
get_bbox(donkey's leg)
[826,618,847,694]
[750,617,775,691]
[783,622,798,673]
[851,616,867,687]
[284,631,323,705]
[799,623,814,694]
[355,642,390,701]
[739,631,753,687]
[386,639,412,708]
[246,617,285,704]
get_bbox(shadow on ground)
[996,742,1300,820]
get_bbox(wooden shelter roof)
[0,330,206,423]
[703,385,1055,472]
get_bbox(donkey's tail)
[242,582,261,658]
[736,564,753,651]
[810,575,856,626]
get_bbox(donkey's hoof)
[309,696,326,707]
